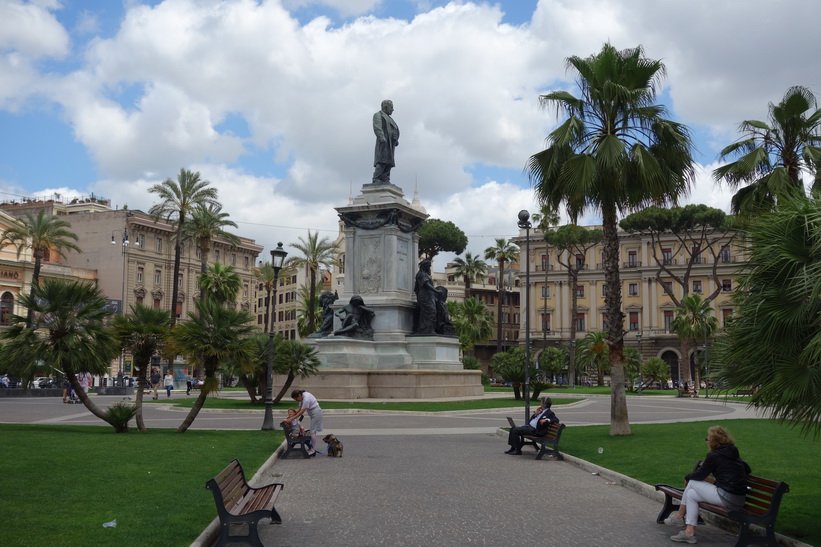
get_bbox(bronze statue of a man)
[372,99,399,184]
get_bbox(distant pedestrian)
[149,368,161,400]
[164,370,174,398]
[186,373,193,395]
[284,390,323,457]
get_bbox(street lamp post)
[636,331,642,395]
[518,210,532,422]
[111,228,130,385]
[261,242,288,431]
[702,317,709,399]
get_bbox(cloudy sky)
[1,0,820,266]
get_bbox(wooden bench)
[655,473,789,547]
[206,459,284,547]
[735,389,753,397]
[506,417,566,460]
[280,421,311,459]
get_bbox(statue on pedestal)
[334,295,375,340]
[413,259,437,334]
[309,290,339,338]
[372,99,399,184]
[435,286,455,336]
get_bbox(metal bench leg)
[656,493,679,523]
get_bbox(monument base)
[273,369,483,399]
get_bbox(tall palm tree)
[451,252,487,300]
[198,262,241,305]
[182,203,240,301]
[714,85,821,215]
[295,280,324,337]
[483,238,519,356]
[0,279,120,428]
[149,168,218,325]
[712,195,821,436]
[532,206,560,364]
[288,231,340,335]
[527,43,695,435]
[170,298,255,432]
[112,305,172,432]
[254,262,277,333]
[449,297,494,356]
[0,211,81,327]
[670,293,718,391]
[271,340,321,404]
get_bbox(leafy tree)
[149,168,218,326]
[714,85,821,215]
[620,204,737,382]
[418,219,468,259]
[491,346,527,399]
[0,211,81,327]
[484,238,519,355]
[545,224,603,385]
[272,340,321,404]
[0,279,121,429]
[642,356,671,389]
[451,252,487,300]
[527,43,695,435]
[576,331,610,386]
[538,346,567,383]
[183,203,240,301]
[169,299,255,432]
[670,294,718,389]
[288,231,341,335]
[448,297,494,355]
[112,305,172,432]
[198,262,241,305]
[711,195,821,437]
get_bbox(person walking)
[149,368,161,400]
[163,370,174,398]
[283,390,323,457]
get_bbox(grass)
[560,419,818,545]
[166,396,582,412]
[0,425,281,547]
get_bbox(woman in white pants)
[665,426,751,544]
[284,390,323,457]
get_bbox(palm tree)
[0,211,81,327]
[712,195,821,436]
[449,297,494,356]
[112,305,172,432]
[198,262,241,305]
[271,340,321,404]
[183,204,240,301]
[0,279,120,429]
[295,280,324,337]
[714,85,821,215]
[254,262,277,333]
[527,43,695,435]
[483,238,519,356]
[149,168,218,325]
[451,252,487,300]
[169,298,256,432]
[576,331,609,386]
[288,231,341,335]
[670,294,719,390]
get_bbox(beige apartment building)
[511,224,743,383]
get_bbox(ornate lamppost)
[636,330,642,395]
[111,228,130,385]
[261,242,288,431]
[518,210,532,422]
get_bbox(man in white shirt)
[505,397,559,455]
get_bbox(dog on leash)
[322,434,344,457]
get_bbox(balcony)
[623,261,641,268]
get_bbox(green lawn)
[1,425,281,547]
[167,396,582,412]
[561,420,817,546]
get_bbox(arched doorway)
[0,292,13,326]
[661,350,679,388]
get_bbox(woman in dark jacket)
[665,426,750,544]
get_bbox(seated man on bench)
[505,396,559,455]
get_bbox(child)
[281,408,304,438]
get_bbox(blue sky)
[1,0,820,261]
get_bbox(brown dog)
[322,434,344,457]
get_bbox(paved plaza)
[2,393,797,546]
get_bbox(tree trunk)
[238,374,258,404]
[68,371,117,428]
[306,269,317,335]
[602,205,631,436]
[496,260,504,355]
[27,257,42,328]
[273,370,296,404]
[135,365,148,432]
[568,266,579,384]
[678,337,692,388]
[176,389,209,432]
[198,241,209,302]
